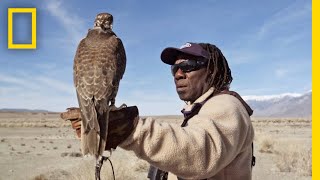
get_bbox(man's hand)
[60,106,139,150]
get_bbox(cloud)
[272,58,311,79]
[223,49,259,65]
[0,73,42,91]
[33,62,57,71]
[0,87,21,96]
[273,32,309,46]
[34,76,74,95]
[0,73,74,96]
[0,72,183,114]
[257,1,311,38]
[0,91,77,112]
[45,1,86,43]
[275,68,289,78]
[0,73,78,112]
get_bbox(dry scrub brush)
[274,144,311,176]
[33,169,72,180]
[69,152,149,180]
[0,118,70,128]
[258,135,275,154]
[256,134,311,176]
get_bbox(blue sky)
[0,0,311,115]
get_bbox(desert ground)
[0,112,311,180]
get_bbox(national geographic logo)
[7,8,37,49]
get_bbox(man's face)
[173,54,211,103]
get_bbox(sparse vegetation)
[0,112,311,179]
[259,137,274,153]
[60,152,68,157]
[61,152,83,158]
[33,174,47,180]
[33,169,71,180]
[69,156,148,180]
[252,118,312,179]
[69,152,82,157]
[274,145,311,176]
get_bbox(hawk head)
[94,13,113,31]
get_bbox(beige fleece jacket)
[120,88,255,180]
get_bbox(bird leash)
[95,151,116,180]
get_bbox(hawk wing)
[74,38,101,134]
[110,36,126,101]
[116,37,126,81]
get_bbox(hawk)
[73,12,126,178]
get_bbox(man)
[61,42,255,180]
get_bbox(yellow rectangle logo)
[8,8,37,49]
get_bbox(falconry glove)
[60,106,139,150]
[61,107,82,138]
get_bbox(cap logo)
[180,43,192,49]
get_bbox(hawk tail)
[77,94,100,156]
[97,105,110,155]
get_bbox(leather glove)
[60,106,139,150]
[60,107,82,138]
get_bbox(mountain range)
[0,91,312,118]
[243,91,312,118]
[0,108,50,113]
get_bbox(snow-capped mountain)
[243,91,312,118]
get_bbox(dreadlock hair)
[198,43,233,93]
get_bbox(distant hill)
[244,91,311,118]
[0,108,50,113]
[0,91,312,118]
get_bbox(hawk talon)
[95,156,107,180]
[95,165,102,180]
[95,155,115,180]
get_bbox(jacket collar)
[181,87,215,117]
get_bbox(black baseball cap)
[161,42,210,65]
